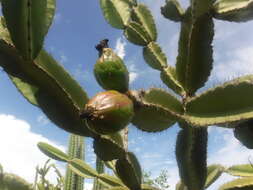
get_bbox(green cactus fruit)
[94,39,129,93]
[80,90,134,135]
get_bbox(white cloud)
[114,37,126,59]
[84,182,93,190]
[209,128,253,167]
[0,114,65,184]
[129,72,138,84]
[86,143,96,165]
[164,167,179,190]
[207,128,253,190]
[142,153,163,159]
[214,21,239,41]
[128,138,137,146]
[73,63,93,82]
[134,147,141,153]
[212,46,253,82]
[37,115,50,125]
[127,63,139,84]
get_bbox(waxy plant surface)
[0,0,253,189]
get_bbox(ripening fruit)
[94,39,129,93]
[80,90,134,135]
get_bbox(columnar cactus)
[64,134,85,190]
[93,158,105,190]
[0,0,253,190]
[37,134,85,190]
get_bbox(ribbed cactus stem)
[64,134,85,190]
[93,157,105,190]
[121,127,129,150]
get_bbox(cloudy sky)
[0,0,253,189]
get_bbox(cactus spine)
[64,134,85,190]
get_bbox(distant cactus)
[1,0,253,190]
[37,134,85,190]
[64,134,85,190]
[93,158,105,190]
[0,164,33,190]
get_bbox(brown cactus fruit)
[80,90,134,135]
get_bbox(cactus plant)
[93,158,105,190]
[38,134,85,190]
[64,134,85,190]
[0,0,253,190]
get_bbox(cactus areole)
[94,39,129,93]
[80,90,134,135]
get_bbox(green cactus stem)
[64,134,85,190]
[161,0,185,22]
[234,120,253,149]
[1,0,55,60]
[115,152,142,190]
[176,125,207,190]
[131,3,157,41]
[93,158,105,190]
[205,164,224,188]
[226,164,253,177]
[213,0,253,22]
[93,135,126,161]
[100,0,131,29]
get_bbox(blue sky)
[0,0,253,189]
